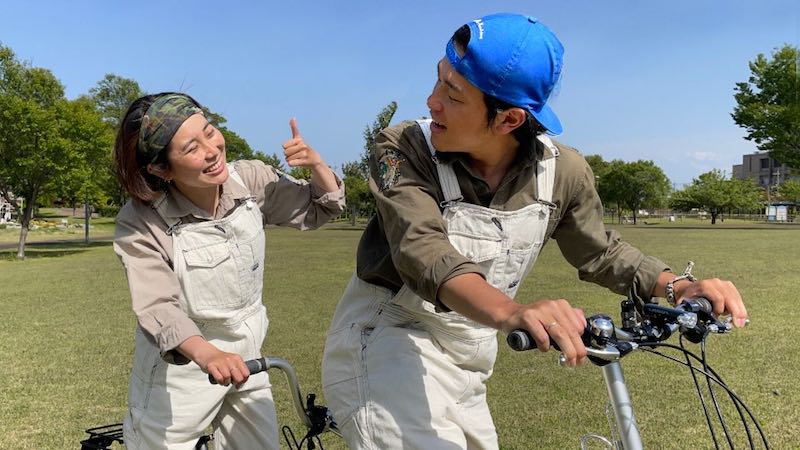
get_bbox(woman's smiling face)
[163,113,229,192]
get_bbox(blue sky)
[3,1,798,186]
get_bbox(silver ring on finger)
[546,321,559,331]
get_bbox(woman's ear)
[147,163,171,182]
[494,107,527,135]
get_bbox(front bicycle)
[508,297,769,450]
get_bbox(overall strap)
[227,163,248,193]
[151,193,182,235]
[227,162,258,209]
[416,119,463,207]
[535,134,559,205]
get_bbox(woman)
[112,92,344,449]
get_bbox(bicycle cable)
[638,342,770,449]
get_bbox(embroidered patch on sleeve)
[378,150,404,191]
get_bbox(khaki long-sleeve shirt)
[114,160,345,358]
[357,120,668,309]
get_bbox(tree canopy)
[669,170,762,224]
[88,74,145,128]
[591,157,671,224]
[343,101,397,224]
[732,44,800,168]
[1,45,112,257]
[87,75,145,208]
[776,179,800,205]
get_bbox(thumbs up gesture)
[282,118,323,168]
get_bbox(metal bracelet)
[666,261,697,305]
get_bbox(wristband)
[666,261,697,306]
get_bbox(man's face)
[426,57,494,154]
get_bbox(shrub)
[95,204,121,218]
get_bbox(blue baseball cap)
[446,13,564,135]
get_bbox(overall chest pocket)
[447,230,506,297]
[447,231,503,266]
[181,240,244,312]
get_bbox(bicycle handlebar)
[507,297,768,449]
[507,297,730,363]
[208,358,269,385]
[208,357,341,439]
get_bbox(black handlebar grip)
[507,329,536,351]
[677,297,713,314]
[208,357,268,385]
[507,330,562,352]
[692,297,712,313]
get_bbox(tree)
[584,154,609,180]
[0,46,64,258]
[670,170,761,224]
[253,152,286,171]
[342,161,372,225]
[51,97,115,242]
[0,45,111,257]
[732,45,800,168]
[594,159,626,222]
[776,179,800,216]
[601,160,671,224]
[87,74,145,208]
[288,167,312,181]
[88,74,145,128]
[584,154,612,215]
[776,179,800,203]
[343,101,398,225]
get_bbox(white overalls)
[322,120,558,449]
[123,168,279,450]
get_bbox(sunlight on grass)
[0,225,795,448]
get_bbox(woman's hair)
[113,92,202,203]
[451,25,545,152]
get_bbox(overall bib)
[123,167,279,450]
[322,120,558,449]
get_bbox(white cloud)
[686,151,721,162]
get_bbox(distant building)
[732,152,795,187]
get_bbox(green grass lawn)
[0,225,796,449]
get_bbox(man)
[322,13,747,449]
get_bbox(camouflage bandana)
[137,94,203,164]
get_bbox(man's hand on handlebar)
[437,274,587,367]
[673,278,748,329]
[501,299,587,367]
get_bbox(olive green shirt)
[357,120,668,309]
[114,159,345,360]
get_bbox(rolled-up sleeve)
[552,155,669,303]
[113,205,201,363]
[235,160,345,229]
[369,124,483,304]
